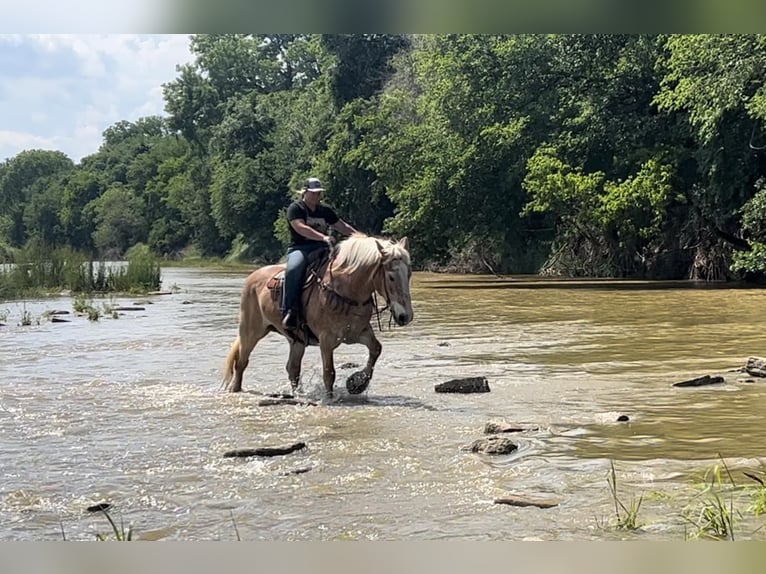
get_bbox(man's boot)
[282,308,299,330]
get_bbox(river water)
[2,268,766,541]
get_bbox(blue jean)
[281,244,326,316]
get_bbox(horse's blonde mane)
[333,233,409,274]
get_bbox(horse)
[222,233,414,398]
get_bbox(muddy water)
[2,269,766,540]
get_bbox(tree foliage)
[4,34,766,280]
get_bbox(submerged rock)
[465,436,518,455]
[746,357,766,377]
[435,376,490,393]
[339,362,361,369]
[484,421,537,434]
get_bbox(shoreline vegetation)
[0,244,161,301]
[5,243,766,303]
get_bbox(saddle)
[266,248,332,344]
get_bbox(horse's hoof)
[346,371,370,394]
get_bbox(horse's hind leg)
[286,340,306,394]
[319,335,341,399]
[230,303,268,393]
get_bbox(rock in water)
[466,436,518,455]
[435,376,490,393]
[746,357,766,377]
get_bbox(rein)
[308,249,392,328]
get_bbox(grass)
[607,460,644,531]
[0,244,161,300]
[745,469,766,516]
[681,456,741,540]
[87,503,133,541]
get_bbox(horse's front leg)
[345,327,382,395]
[359,327,382,380]
[318,334,340,399]
[286,340,306,395]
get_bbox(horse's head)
[376,237,414,327]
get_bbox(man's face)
[304,190,321,207]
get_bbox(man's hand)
[323,235,335,248]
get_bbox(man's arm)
[331,219,357,236]
[290,219,333,243]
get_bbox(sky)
[0,34,196,164]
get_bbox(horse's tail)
[222,336,240,390]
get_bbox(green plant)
[607,460,644,531]
[101,298,119,319]
[744,470,766,516]
[230,510,241,541]
[88,503,133,541]
[72,293,91,314]
[73,294,100,320]
[682,458,739,541]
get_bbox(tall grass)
[682,457,740,540]
[0,244,161,300]
[607,460,644,531]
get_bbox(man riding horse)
[281,177,358,332]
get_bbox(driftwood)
[673,375,725,388]
[282,466,313,475]
[258,397,316,407]
[51,317,71,323]
[494,496,559,509]
[86,502,112,513]
[113,306,145,312]
[435,376,490,394]
[223,442,306,458]
[746,357,766,378]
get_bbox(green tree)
[655,34,766,278]
[0,150,73,246]
[59,170,103,252]
[87,184,147,256]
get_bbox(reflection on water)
[2,269,766,540]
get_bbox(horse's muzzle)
[395,312,412,326]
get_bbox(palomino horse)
[223,233,414,398]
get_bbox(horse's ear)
[398,237,409,251]
[375,240,386,255]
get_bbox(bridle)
[307,246,400,327]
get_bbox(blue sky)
[0,34,195,163]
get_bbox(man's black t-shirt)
[286,200,339,248]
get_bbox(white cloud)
[0,34,195,163]
[0,2,162,34]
